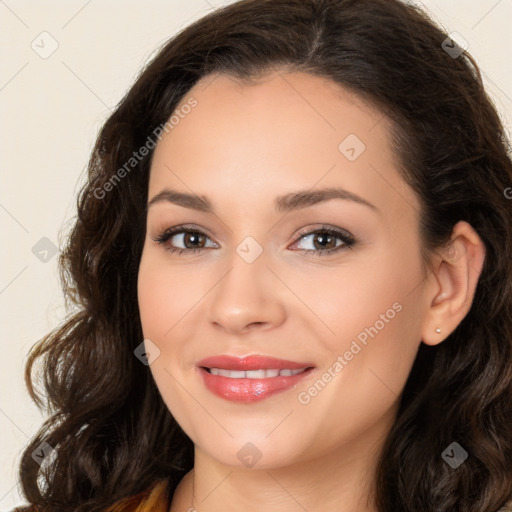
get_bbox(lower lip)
[198,367,314,403]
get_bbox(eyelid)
[151,224,218,247]
[292,224,355,244]
[152,223,216,240]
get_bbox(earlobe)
[421,221,486,346]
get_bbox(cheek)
[293,246,423,351]
[137,251,202,436]
[137,252,204,339]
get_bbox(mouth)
[196,355,315,403]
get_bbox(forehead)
[148,71,420,220]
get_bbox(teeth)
[218,369,245,378]
[208,368,306,379]
[246,369,268,379]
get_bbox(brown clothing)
[10,485,512,511]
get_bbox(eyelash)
[152,224,356,257]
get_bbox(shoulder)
[498,500,512,511]
[104,479,170,512]
[8,480,171,512]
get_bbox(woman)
[16,0,512,510]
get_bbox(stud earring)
[435,328,441,333]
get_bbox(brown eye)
[180,231,207,248]
[292,227,355,256]
[153,227,218,255]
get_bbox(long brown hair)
[19,0,512,510]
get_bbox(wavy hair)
[19,0,512,510]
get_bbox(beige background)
[1,0,511,508]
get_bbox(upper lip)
[196,355,315,371]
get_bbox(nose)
[206,249,287,335]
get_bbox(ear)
[421,221,486,346]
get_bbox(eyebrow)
[147,187,378,213]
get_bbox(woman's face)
[137,71,432,469]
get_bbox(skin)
[137,70,485,512]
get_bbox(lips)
[196,355,315,403]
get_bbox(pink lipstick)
[196,355,315,403]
